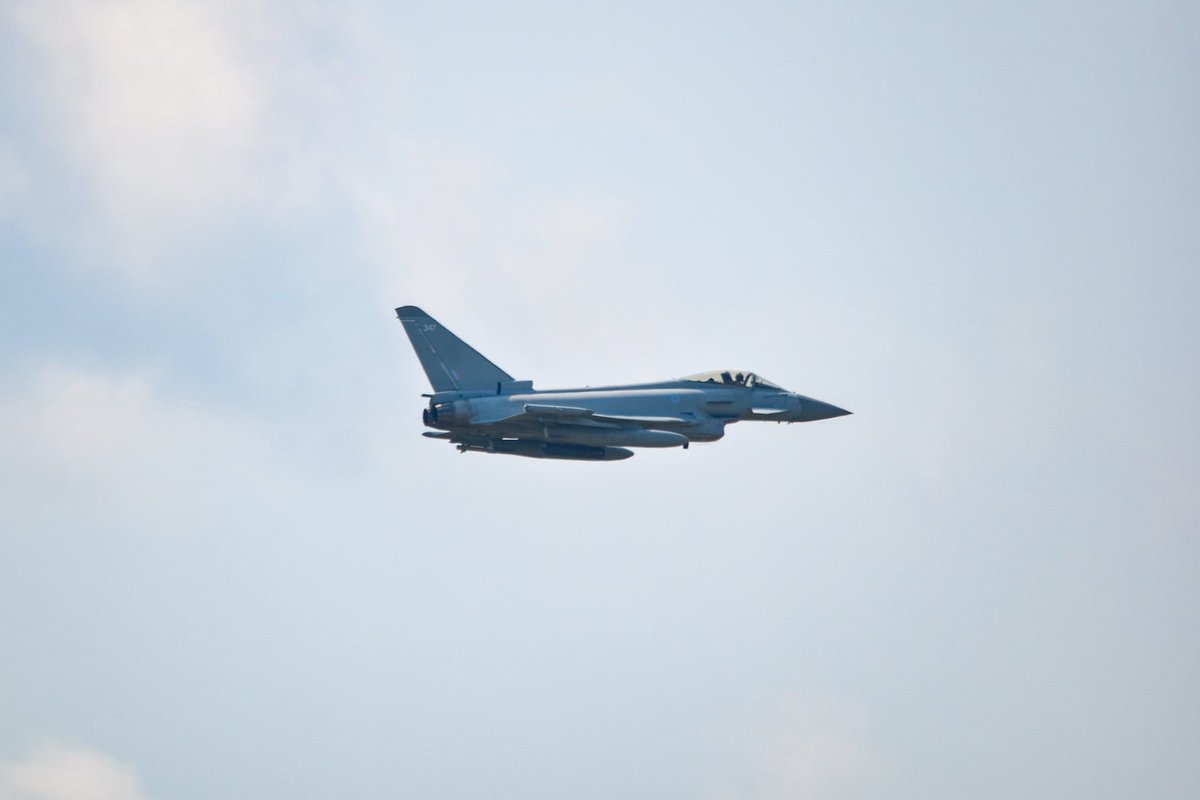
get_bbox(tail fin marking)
[395,306,513,392]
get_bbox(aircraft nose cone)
[795,397,852,422]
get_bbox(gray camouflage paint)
[397,306,850,460]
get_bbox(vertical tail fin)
[395,306,513,393]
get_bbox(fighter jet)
[396,306,850,461]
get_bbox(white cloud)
[0,137,30,219]
[9,0,653,331]
[0,364,292,537]
[350,142,501,307]
[709,693,884,800]
[12,0,264,269]
[345,138,697,385]
[0,742,149,800]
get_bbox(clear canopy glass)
[681,370,782,389]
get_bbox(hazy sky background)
[1,1,1197,799]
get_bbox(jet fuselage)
[396,306,850,461]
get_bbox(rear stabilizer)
[395,306,513,393]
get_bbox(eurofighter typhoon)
[396,306,851,461]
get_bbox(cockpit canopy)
[682,370,783,390]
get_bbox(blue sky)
[1,2,1197,799]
